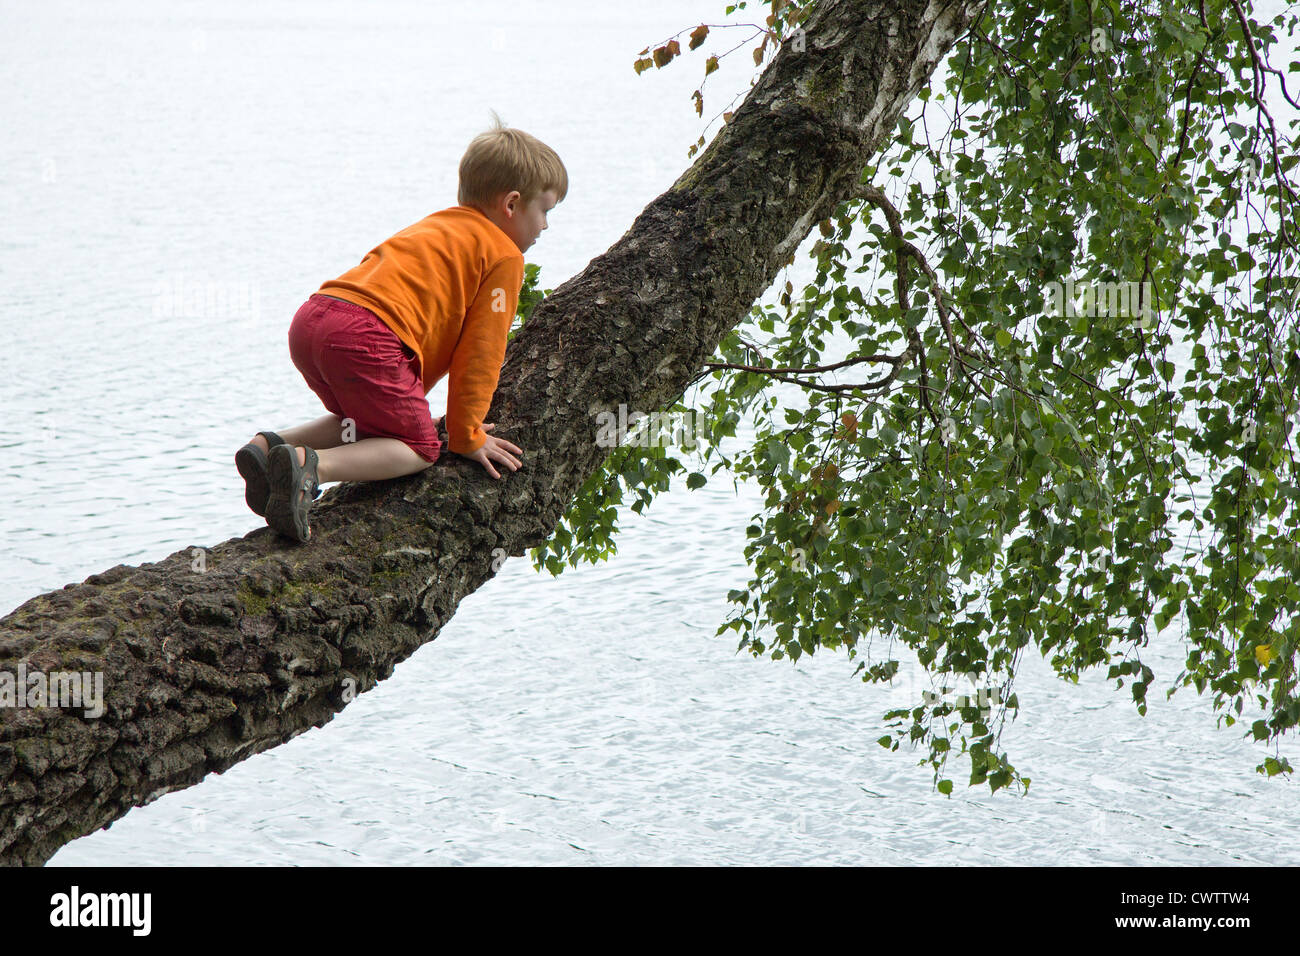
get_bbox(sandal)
[235,430,288,516]
[265,444,322,542]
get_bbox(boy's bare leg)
[249,415,433,481]
[299,437,432,483]
[247,414,348,454]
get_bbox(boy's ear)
[501,189,522,218]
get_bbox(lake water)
[2,0,1297,865]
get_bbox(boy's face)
[493,189,558,253]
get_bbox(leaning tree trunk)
[0,0,986,865]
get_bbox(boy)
[236,119,566,542]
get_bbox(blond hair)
[458,111,568,209]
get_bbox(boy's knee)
[408,444,439,470]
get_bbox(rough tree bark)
[0,0,986,865]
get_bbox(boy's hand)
[467,424,522,479]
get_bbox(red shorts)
[287,294,442,462]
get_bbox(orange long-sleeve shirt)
[316,205,525,455]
